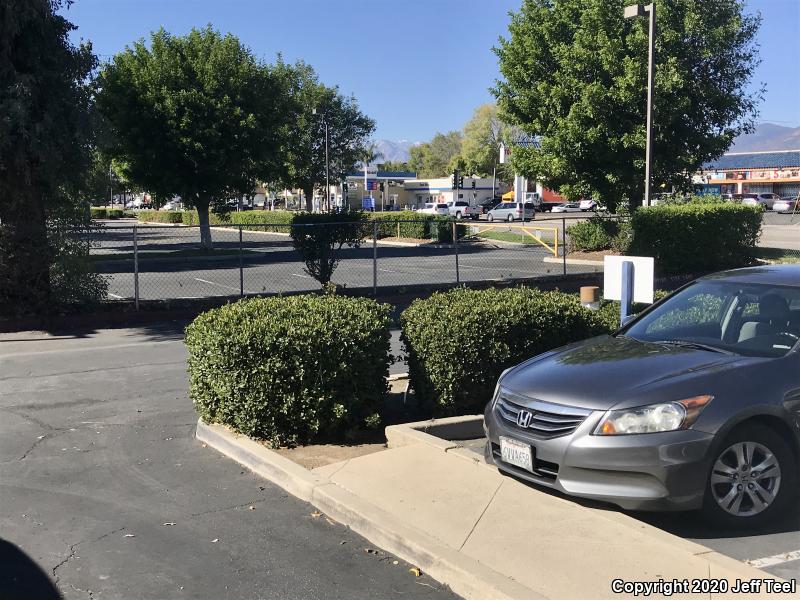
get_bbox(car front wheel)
[507,214,514,222]
[487,214,494,222]
[702,423,796,528]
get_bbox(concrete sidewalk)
[200,419,794,600]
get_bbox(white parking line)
[194,277,240,292]
[291,273,312,279]
[746,549,800,568]
[108,293,124,300]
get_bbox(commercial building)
[694,150,800,197]
[403,176,503,208]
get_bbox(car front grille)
[495,393,591,439]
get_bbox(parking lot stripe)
[193,277,241,293]
[291,273,312,279]
[746,549,800,568]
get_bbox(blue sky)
[65,0,799,142]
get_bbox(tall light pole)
[624,2,656,207]
[312,107,330,212]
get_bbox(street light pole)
[324,118,329,212]
[624,2,656,207]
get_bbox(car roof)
[699,265,800,287]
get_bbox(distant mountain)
[730,123,800,152]
[374,139,418,164]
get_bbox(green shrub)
[185,294,392,446]
[400,287,613,416]
[658,194,724,205]
[90,207,107,219]
[137,210,184,223]
[567,218,620,252]
[90,207,127,219]
[629,203,762,275]
[369,211,466,242]
[290,211,370,285]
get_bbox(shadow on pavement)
[0,538,62,600]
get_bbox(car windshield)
[623,280,800,358]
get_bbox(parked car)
[773,197,799,213]
[486,202,536,222]
[578,199,598,211]
[551,203,582,213]
[161,199,182,211]
[721,193,735,202]
[740,193,780,210]
[480,197,502,214]
[418,202,449,216]
[446,200,480,220]
[485,265,800,527]
[125,198,144,209]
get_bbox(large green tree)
[494,0,762,209]
[459,103,517,179]
[0,0,97,315]
[408,131,463,178]
[277,60,375,212]
[98,27,289,247]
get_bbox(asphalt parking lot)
[90,221,595,301]
[2,323,799,600]
[0,325,456,600]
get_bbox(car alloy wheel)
[507,214,514,222]
[710,441,781,517]
[456,212,462,220]
[488,214,494,222]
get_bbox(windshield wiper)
[652,340,736,355]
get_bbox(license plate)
[499,436,533,472]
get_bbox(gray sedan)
[484,265,800,527]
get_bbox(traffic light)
[471,180,476,190]
[451,170,458,190]
[458,175,464,189]
[379,182,385,192]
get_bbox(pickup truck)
[445,200,480,220]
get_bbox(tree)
[98,27,289,247]
[493,0,762,210]
[277,60,375,212]
[459,104,509,178]
[379,160,411,172]
[408,131,463,178]
[0,0,97,315]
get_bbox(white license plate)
[499,436,533,472]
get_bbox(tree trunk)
[0,185,52,316]
[304,186,314,212]
[196,196,213,249]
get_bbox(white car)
[418,202,449,216]
[445,200,480,220]
[741,193,780,210]
[578,199,597,211]
[125,198,144,209]
[551,202,582,213]
[161,199,183,211]
[773,197,798,213]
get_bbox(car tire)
[507,214,514,222]
[702,422,797,529]
[488,214,494,222]
[456,211,462,220]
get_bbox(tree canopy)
[98,26,290,246]
[407,131,463,178]
[459,103,517,178]
[277,60,375,212]
[0,0,98,314]
[493,0,762,209]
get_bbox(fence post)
[133,224,140,310]
[373,220,378,296]
[561,218,567,276]
[453,221,460,284]
[238,225,244,297]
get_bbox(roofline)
[720,149,800,156]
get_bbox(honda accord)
[484,265,800,527]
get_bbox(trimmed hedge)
[90,207,129,219]
[629,203,762,274]
[185,294,392,447]
[400,287,614,416]
[567,218,622,252]
[137,210,184,223]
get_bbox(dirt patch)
[567,250,619,262]
[273,442,386,470]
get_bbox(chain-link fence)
[88,218,608,306]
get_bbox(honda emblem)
[516,410,533,428]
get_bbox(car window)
[523,202,534,208]
[625,281,800,358]
[437,203,448,209]
[455,201,469,207]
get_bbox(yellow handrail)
[468,222,559,256]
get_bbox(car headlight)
[594,395,713,435]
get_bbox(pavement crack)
[187,498,268,518]
[18,433,50,461]
[52,527,127,586]
[458,479,503,551]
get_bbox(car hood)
[500,335,749,411]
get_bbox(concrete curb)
[196,418,539,600]
[196,418,787,599]
[543,256,605,266]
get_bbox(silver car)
[486,201,536,222]
[484,265,800,527]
